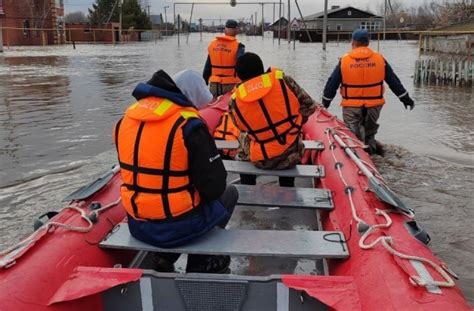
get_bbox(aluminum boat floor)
[108,175,339,277]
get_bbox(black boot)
[186,255,231,274]
[151,252,180,272]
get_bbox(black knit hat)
[147,69,182,93]
[236,52,264,81]
[225,19,238,29]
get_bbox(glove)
[401,95,415,110]
[322,99,331,109]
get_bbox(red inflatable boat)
[0,95,471,311]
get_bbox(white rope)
[326,130,365,225]
[325,127,455,289]
[0,198,121,266]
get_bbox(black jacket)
[132,70,227,202]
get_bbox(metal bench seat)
[223,160,325,178]
[100,225,349,259]
[235,184,333,210]
[215,140,324,151]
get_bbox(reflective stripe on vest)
[115,97,201,221]
[208,35,241,85]
[231,68,302,162]
[340,47,386,107]
[214,112,240,157]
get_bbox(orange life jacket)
[114,97,201,221]
[340,47,386,107]
[208,35,241,85]
[214,112,240,158]
[231,68,302,162]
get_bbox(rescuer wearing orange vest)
[203,19,245,97]
[113,69,238,273]
[322,29,415,155]
[229,52,317,187]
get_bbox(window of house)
[23,20,31,37]
[360,21,367,29]
[336,24,342,31]
[347,11,352,16]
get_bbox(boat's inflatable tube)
[0,97,470,311]
[302,107,471,311]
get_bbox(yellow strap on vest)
[231,92,237,100]
[128,102,139,110]
[275,70,284,80]
[153,99,173,116]
[261,73,272,87]
[181,111,198,119]
[238,84,247,98]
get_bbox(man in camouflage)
[229,53,317,187]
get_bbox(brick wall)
[65,23,116,43]
[1,0,64,46]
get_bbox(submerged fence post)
[177,14,181,46]
[293,27,295,50]
[0,20,4,53]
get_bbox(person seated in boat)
[228,52,317,187]
[113,69,238,273]
[172,69,214,110]
[321,29,415,155]
[203,19,245,97]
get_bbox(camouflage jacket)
[229,74,318,169]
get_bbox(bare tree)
[65,11,88,23]
[380,0,473,30]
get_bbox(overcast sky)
[64,0,428,24]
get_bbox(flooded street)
[0,34,472,303]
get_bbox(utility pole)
[164,6,169,38]
[199,18,203,42]
[383,0,387,41]
[272,3,275,43]
[322,0,328,50]
[177,14,181,45]
[0,19,3,53]
[287,0,290,43]
[261,3,264,40]
[147,5,150,17]
[255,11,257,36]
[295,0,311,42]
[278,0,282,45]
[119,0,123,43]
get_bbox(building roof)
[430,18,474,32]
[150,14,163,25]
[304,6,380,21]
[268,17,289,27]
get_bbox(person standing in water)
[322,29,415,155]
[203,19,245,97]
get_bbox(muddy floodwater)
[0,34,472,304]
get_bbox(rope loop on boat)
[325,127,456,290]
[0,197,121,268]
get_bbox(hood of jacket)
[132,70,193,107]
